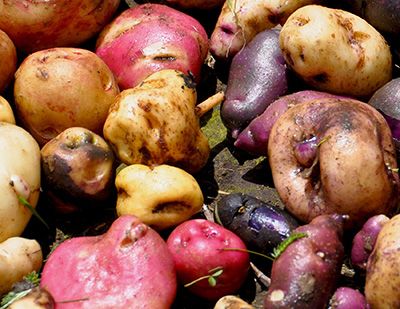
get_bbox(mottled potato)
[115,164,204,231]
[279,5,392,97]
[365,214,400,308]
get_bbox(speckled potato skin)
[279,5,392,97]
[0,29,17,93]
[116,164,204,231]
[0,0,120,54]
[103,69,210,174]
[14,48,120,146]
[268,98,399,226]
[365,214,400,309]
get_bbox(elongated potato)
[0,123,41,242]
[279,5,392,97]
[0,237,43,295]
[365,214,400,308]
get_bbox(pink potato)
[167,219,250,301]
[96,3,209,90]
[0,0,120,54]
[40,215,177,308]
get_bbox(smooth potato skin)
[0,0,120,53]
[0,96,16,124]
[0,29,17,93]
[279,5,392,97]
[14,48,120,146]
[365,214,400,309]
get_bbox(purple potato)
[351,214,389,270]
[329,287,369,309]
[220,29,288,139]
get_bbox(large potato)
[279,5,392,97]
[0,123,41,243]
[365,214,400,308]
[0,29,17,93]
[14,47,120,146]
[0,0,120,54]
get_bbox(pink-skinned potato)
[14,47,120,146]
[0,29,17,93]
[264,214,346,308]
[167,219,250,301]
[0,0,120,54]
[40,215,177,308]
[95,3,209,90]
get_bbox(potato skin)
[264,214,345,309]
[279,5,392,97]
[0,29,17,93]
[0,96,16,124]
[365,214,400,308]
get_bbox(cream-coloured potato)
[0,237,43,295]
[0,96,15,124]
[14,47,120,146]
[0,123,41,242]
[365,214,400,308]
[0,29,17,93]
[115,164,204,231]
[279,5,392,97]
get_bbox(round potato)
[279,5,392,97]
[0,96,16,124]
[0,123,41,243]
[14,47,120,146]
[0,29,17,93]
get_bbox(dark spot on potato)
[153,55,176,62]
[152,201,190,213]
[220,24,235,35]
[311,73,329,83]
[139,146,152,162]
[294,17,310,27]
[36,67,49,80]
[138,100,152,113]
[179,72,196,89]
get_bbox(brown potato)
[14,48,120,146]
[0,96,16,124]
[279,5,392,97]
[0,29,17,93]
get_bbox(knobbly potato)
[115,164,204,231]
[279,5,392,97]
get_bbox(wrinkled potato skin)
[365,214,400,309]
[0,96,16,124]
[279,5,392,97]
[103,69,210,174]
[0,0,120,54]
[116,164,204,230]
[0,123,41,242]
[268,98,399,226]
[14,48,120,146]
[0,29,17,93]
[0,237,43,295]
[210,0,319,59]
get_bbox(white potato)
[0,123,41,242]
[279,5,392,97]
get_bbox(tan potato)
[0,96,16,124]
[0,123,41,242]
[214,295,254,309]
[9,287,55,309]
[115,164,204,231]
[0,237,43,295]
[14,47,120,146]
[279,5,392,97]
[103,69,210,174]
[365,214,400,309]
[0,29,17,93]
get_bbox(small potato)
[9,287,55,309]
[115,164,204,231]
[0,237,43,295]
[365,214,400,308]
[0,96,16,124]
[0,29,17,93]
[279,5,392,97]
[214,295,254,309]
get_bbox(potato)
[166,0,224,10]
[0,96,16,124]
[115,164,204,231]
[0,29,17,93]
[329,287,368,309]
[14,47,120,146]
[0,123,41,243]
[0,0,120,54]
[214,295,254,309]
[8,287,55,309]
[0,237,43,295]
[279,5,392,97]
[365,214,400,308]
[41,215,177,308]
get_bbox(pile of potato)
[0,0,400,308]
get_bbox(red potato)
[0,29,17,93]
[96,3,209,90]
[167,219,250,301]
[329,287,369,309]
[264,214,346,308]
[40,215,177,308]
[0,0,120,54]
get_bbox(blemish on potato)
[36,67,49,80]
[269,289,285,302]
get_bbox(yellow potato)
[279,5,392,97]
[0,123,41,242]
[0,96,15,124]
[115,164,204,231]
[0,29,17,93]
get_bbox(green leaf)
[208,276,217,287]
[212,269,223,277]
[271,232,308,259]
[17,196,49,229]
[24,271,40,286]
[46,229,71,261]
